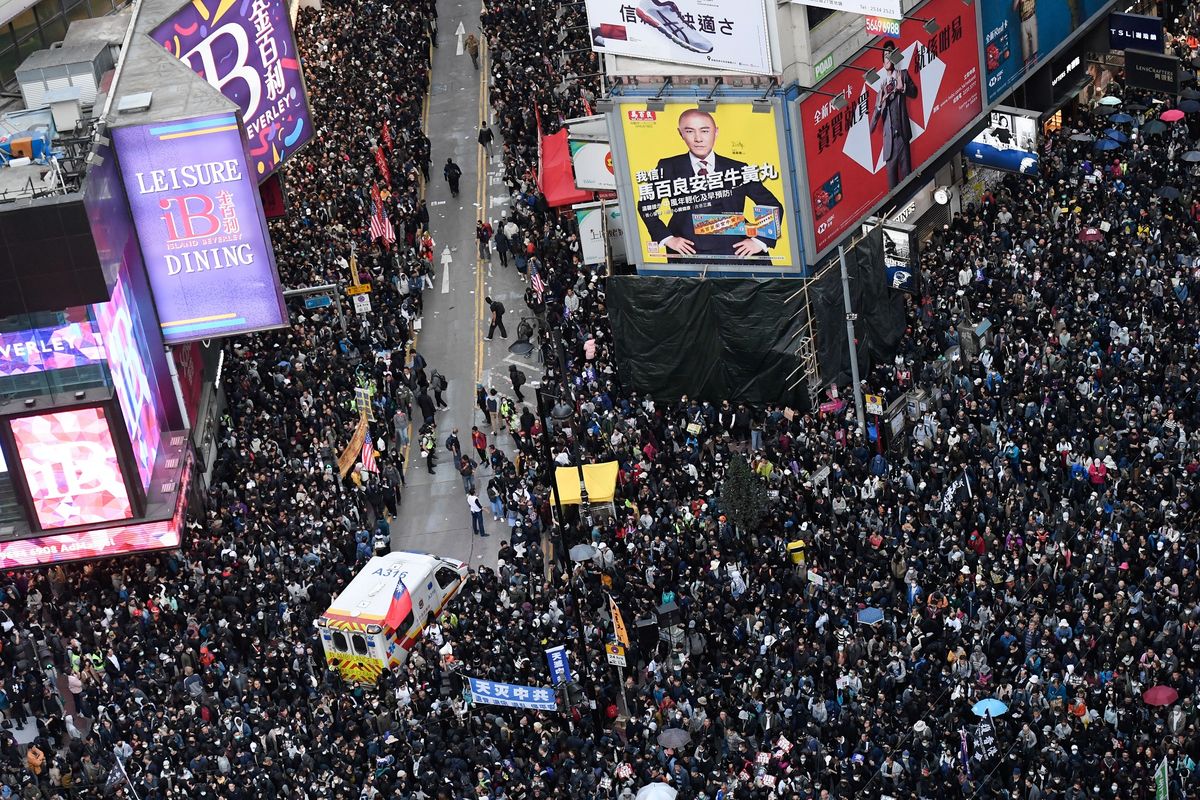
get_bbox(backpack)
[433,371,448,391]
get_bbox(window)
[331,630,348,652]
[436,566,460,590]
[807,6,835,29]
[87,0,113,18]
[35,0,63,26]
[351,634,368,655]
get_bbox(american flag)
[531,269,545,299]
[369,183,395,245]
[361,439,378,473]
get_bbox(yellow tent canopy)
[551,461,619,505]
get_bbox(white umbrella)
[635,784,677,800]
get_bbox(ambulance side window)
[436,567,460,590]
[332,631,348,652]
[351,634,368,655]
[398,611,415,634]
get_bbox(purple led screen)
[151,0,312,181]
[112,114,287,343]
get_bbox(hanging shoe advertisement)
[584,0,776,75]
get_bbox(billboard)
[1109,13,1164,53]
[865,218,919,292]
[113,114,288,344]
[617,101,799,274]
[965,106,1040,175]
[790,0,902,17]
[982,0,1111,104]
[10,406,134,530]
[575,201,626,265]
[585,0,774,75]
[0,453,190,569]
[93,271,162,492]
[152,0,312,180]
[0,321,106,378]
[570,140,616,191]
[801,0,982,256]
[1126,49,1180,93]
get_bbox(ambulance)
[315,551,469,683]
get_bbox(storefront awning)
[539,128,593,208]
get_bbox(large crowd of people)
[0,0,1199,797]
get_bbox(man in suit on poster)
[871,40,919,189]
[637,108,783,261]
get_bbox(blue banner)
[467,677,558,711]
[544,645,572,686]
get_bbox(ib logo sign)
[865,16,902,39]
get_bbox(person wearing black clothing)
[443,158,462,196]
[508,364,527,401]
[484,296,508,340]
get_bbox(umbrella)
[1162,109,1186,122]
[1103,128,1129,143]
[1143,120,1168,135]
[856,607,885,625]
[1093,105,1117,117]
[1143,686,1180,706]
[1182,88,1200,99]
[1097,95,1122,106]
[1078,227,1105,242]
[1109,113,1135,124]
[656,728,691,749]
[1157,186,1182,200]
[569,544,598,562]
[1181,150,1200,162]
[972,698,1009,717]
[1069,132,1096,142]
[1181,100,1200,113]
[1126,101,1149,112]
[636,785,677,800]
[1094,138,1121,151]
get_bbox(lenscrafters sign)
[1125,49,1179,93]
[1109,13,1164,53]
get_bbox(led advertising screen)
[93,271,162,492]
[10,406,134,530]
[0,453,190,569]
[113,114,288,343]
[981,0,1111,104]
[965,107,1040,175]
[0,322,106,378]
[616,100,800,275]
[584,0,775,75]
[800,0,982,257]
[151,0,312,180]
[1109,12,1165,53]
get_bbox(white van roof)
[323,551,450,627]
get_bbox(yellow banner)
[609,595,630,648]
[337,409,369,478]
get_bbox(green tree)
[721,454,768,534]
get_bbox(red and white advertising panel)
[9,407,134,530]
[800,0,982,256]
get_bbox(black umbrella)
[1157,186,1182,200]
[1126,101,1149,112]
[1143,119,1168,135]
[1180,151,1200,162]
[1181,88,1200,100]
[1069,133,1096,142]
[1093,105,1117,117]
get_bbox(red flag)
[373,146,391,188]
[381,121,393,153]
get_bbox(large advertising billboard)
[617,101,800,274]
[965,106,1040,175]
[1109,12,1164,53]
[800,0,982,256]
[0,322,106,378]
[152,0,312,180]
[10,406,134,530]
[790,0,901,18]
[93,271,162,492]
[585,0,774,75]
[113,113,288,344]
[570,140,617,191]
[982,0,1111,104]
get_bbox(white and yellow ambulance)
[315,551,468,684]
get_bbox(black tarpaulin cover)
[606,277,808,408]
[810,226,905,387]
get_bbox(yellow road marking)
[475,32,489,388]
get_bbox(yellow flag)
[609,595,630,648]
